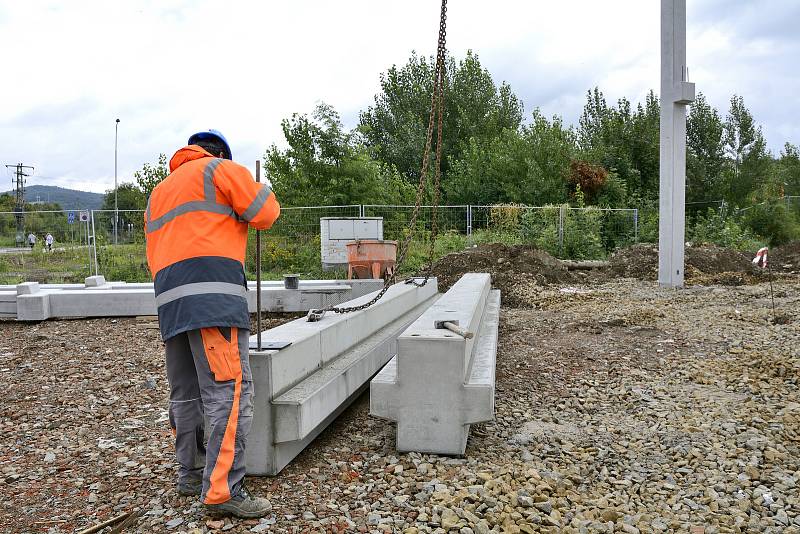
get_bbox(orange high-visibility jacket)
[145,145,280,340]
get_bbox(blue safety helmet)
[188,129,232,160]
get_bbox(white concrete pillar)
[659,0,695,288]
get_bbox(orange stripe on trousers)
[204,328,242,505]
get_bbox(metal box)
[320,217,383,270]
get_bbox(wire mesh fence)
[90,210,149,282]
[686,200,725,217]
[243,205,361,278]
[0,210,94,283]
[362,205,469,240]
[92,209,146,246]
[0,204,640,283]
[469,205,638,259]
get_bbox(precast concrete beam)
[245,279,439,475]
[370,273,500,455]
[659,0,695,288]
[10,278,384,320]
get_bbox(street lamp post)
[114,118,120,245]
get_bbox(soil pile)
[429,243,574,306]
[773,241,800,272]
[609,243,759,284]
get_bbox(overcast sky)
[1,1,798,194]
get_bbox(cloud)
[0,0,796,195]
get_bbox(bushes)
[562,207,605,259]
[488,204,523,233]
[519,206,560,256]
[740,201,800,246]
[518,205,606,259]
[689,208,761,250]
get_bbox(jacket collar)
[169,145,215,172]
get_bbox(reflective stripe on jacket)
[145,145,280,340]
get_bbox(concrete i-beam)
[370,273,500,455]
[4,277,384,320]
[659,0,695,287]
[246,279,439,475]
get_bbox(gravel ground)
[1,275,798,534]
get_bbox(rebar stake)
[256,160,262,351]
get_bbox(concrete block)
[244,285,351,313]
[17,292,51,321]
[48,289,156,317]
[371,273,500,455]
[674,80,695,104]
[0,291,17,318]
[272,295,440,443]
[84,275,107,287]
[16,282,40,295]
[245,278,439,475]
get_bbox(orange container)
[346,240,397,280]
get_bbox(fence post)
[90,210,99,276]
[466,205,472,236]
[85,218,93,276]
[558,205,566,251]
[634,208,639,242]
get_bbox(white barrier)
[370,273,500,455]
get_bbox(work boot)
[204,485,272,519]
[177,478,202,496]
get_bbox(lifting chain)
[307,0,448,320]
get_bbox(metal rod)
[90,210,99,275]
[442,321,474,339]
[768,257,776,321]
[255,160,262,351]
[114,118,120,245]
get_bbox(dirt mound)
[772,241,800,272]
[609,243,758,283]
[429,243,574,306]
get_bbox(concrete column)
[659,0,695,288]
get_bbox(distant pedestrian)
[45,233,54,252]
[27,233,36,249]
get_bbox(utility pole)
[658,0,695,287]
[114,118,120,245]
[5,163,33,247]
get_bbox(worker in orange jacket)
[145,130,280,518]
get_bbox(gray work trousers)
[164,326,253,504]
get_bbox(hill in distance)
[1,185,105,211]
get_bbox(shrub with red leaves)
[567,160,609,200]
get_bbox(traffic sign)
[79,211,89,222]
[67,212,76,224]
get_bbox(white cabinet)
[320,218,383,270]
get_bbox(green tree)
[102,183,146,228]
[445,129,530,205]
[134,153,168,200]
[445,110,574,205]
[576,88,659,202]
[687,92,726,203]
[265,103,415,207]
[776,143,800,197]
[721,94,770,206]
[627,91,660,200]
[359,50,523,190]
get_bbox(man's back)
[145,145,280,340]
